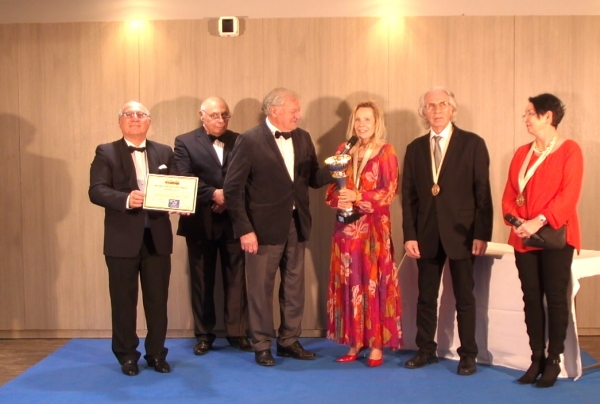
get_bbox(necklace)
[533,135,557,154]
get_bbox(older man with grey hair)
[224,88,332,366]
[401,87,493,376]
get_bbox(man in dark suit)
[89,101,176,376]
[224,88,332,366]
[401,87,493,376]
[174,96,251,355]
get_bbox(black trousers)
[415,242,478,358]
[186,235,247,342]
[515,245,574,356]
[105,229,171,364]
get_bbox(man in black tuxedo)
[224,88,332,366]
[401,87,493,376]
[174,96,251,355]
[89,101,176,376]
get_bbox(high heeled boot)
[517,350,546,384]
[536,354,561,388]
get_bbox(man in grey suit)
[401,87,493,376]
[89,101,176,376]
[174,97,251,356]
[224,88,332,366]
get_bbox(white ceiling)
[1,0,599,24]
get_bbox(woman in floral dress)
[325,100,402,367]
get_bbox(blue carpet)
[1,338,599,404]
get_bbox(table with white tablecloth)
[399,242,600,380]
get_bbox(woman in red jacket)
[502,93,583,388]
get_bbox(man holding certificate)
[89,101,177,376]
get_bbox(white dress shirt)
[266,118,294,181]
[124,139,148,209]
[429,122,453,156]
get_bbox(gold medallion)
[516,193,525,207]
[432,184,440,196]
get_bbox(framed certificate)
[143,174,198,213]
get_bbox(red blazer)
[502,139,583,252]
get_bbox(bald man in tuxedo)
[89,101,176,376]
[174,97,251,356]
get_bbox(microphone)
[340,136,359,155]
[504,214,544,241]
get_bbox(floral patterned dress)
[325,142,403,349]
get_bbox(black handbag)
[523,225,566,250]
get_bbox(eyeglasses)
[522,110,537,119]
[120,111,150,119]
[426,101,450,111]
[202,111,231,121]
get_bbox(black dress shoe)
[193,340,212,356]
[147,358,171,373]
[457,356,477,376]
[276,341,316,360]
[404,351,438,369]
[227,336,253,352]
[255,349,275,366]
[121,359,139,376]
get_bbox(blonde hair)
[345,100,387,145]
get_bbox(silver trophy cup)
[325,154,361,224]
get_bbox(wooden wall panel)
[2,16,600,337]
[138,19,266,333]
[514,17,600,332]
[202,19,266,134]
[515,16,600,249]
[0,24,26,331]
[259,18,390,332]
[138,20,208,335]
[17,22,139,331]
[388,17,515,248]
[578,277,600,335]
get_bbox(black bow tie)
[128,146,146,153]
[275,131,292,140]
[207,134,218,143]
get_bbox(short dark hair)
[528,93,565,128]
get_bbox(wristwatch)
[537,214,547,225]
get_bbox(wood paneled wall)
[0,16,598,337]
[0,24,25,331]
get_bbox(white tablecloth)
[399,242,600,380]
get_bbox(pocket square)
[158,164,168,170]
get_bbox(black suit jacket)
[401,125,493,260]
[89,138,177,258]
[224,122,332,244]
[174,127,238,241]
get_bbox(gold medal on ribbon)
[516,193,525,207]
[432,184,440,196]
